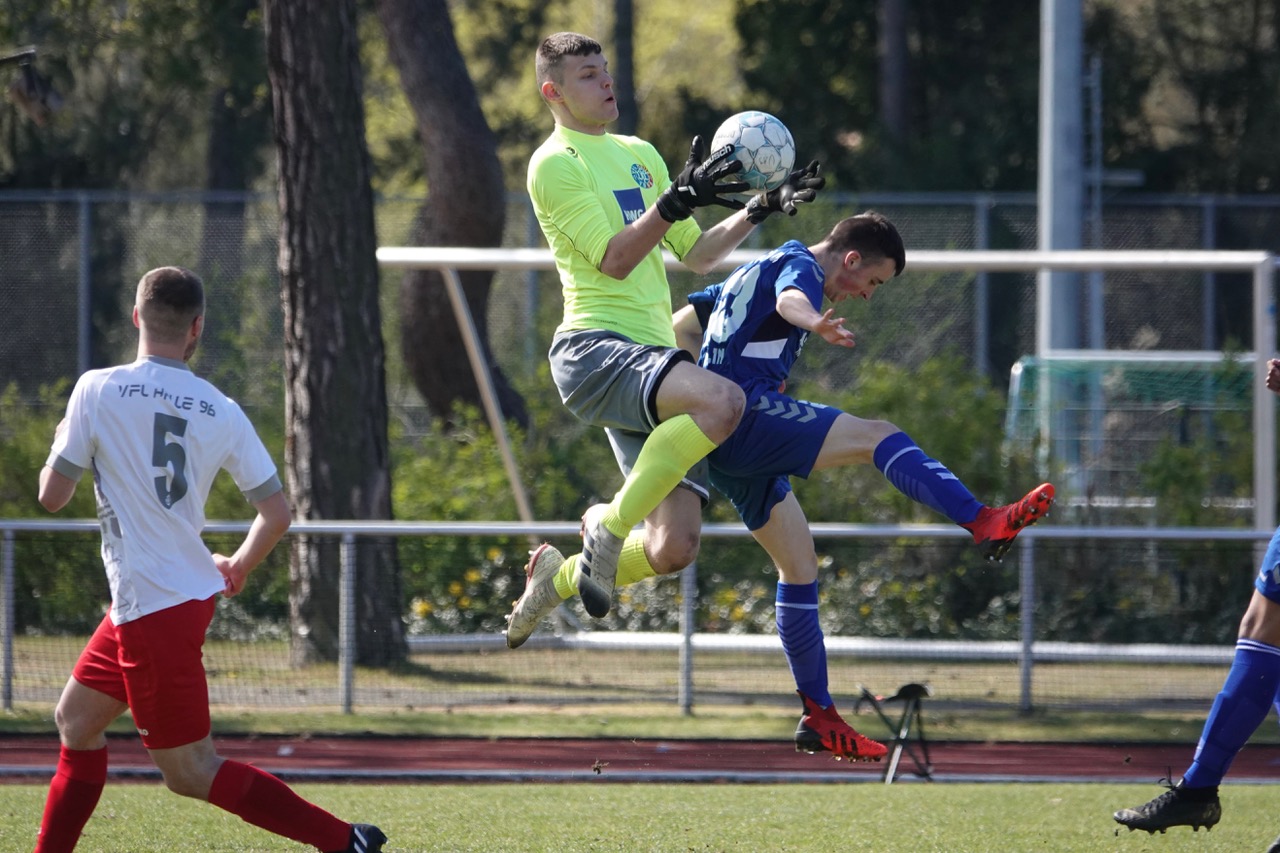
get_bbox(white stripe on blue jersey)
[693,240,824,394]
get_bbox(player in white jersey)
[32,267,385,853]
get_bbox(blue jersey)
[688,241,842,531]
[689,240,824,397]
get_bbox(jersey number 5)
[152,412,190,508]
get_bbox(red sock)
[207,759,350,851]
[34,745,108,853]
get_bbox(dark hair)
[136,266,204,342]
[824,212,906,276]
[535,32,602,88]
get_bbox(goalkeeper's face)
[827,253,897,304]
[546,52,618,134]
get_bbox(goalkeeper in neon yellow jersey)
[509,31,825,641]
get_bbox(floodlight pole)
[1037,0,1085,487]
[1255,259,1276,534]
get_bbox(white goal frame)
[377,247,1278,532]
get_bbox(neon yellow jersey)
[528,124,701,347]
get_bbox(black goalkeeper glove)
[744,160,825,225]
[655,135,751,223]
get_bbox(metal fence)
[3,190,1280,719]
[0,518,1271,716]
[3,188,1280,394]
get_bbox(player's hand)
[655,136,750,223]
[813,308,855,348]
[214,553,248,597]
[1268,358,1280,394]
[745,160,825,224]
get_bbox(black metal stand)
[855,682,934,784]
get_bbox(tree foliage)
[374,0,526,427]
[8,0,1280,197]
[1,0,271,190]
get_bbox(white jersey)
[47,355,281,625]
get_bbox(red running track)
[3,735,1280,784]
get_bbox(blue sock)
[776,581,830,707]
[872,431,984,525]
[1183,639,1280,788]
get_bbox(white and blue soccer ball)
[710,110,796,193]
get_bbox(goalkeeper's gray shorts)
[549,328,709,502]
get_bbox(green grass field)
[1,782,1274,852]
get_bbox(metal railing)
[2,519,1270,715]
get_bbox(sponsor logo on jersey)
[613,188,645,224]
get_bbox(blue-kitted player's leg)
[717,391,1054,562]
[868,429,984,522]
[710,468,887,763]
[1115,526,1280,834]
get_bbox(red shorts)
[72,596,217,750]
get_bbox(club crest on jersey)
[613,188,645,224]
[631,163,654,188]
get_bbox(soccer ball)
[710,110,796,193]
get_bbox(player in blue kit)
[1114,358,1280,840]
[507,212,1054,760]
[672,212,1055,760]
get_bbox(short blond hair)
[136,266,204,343]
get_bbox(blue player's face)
[827,253,897,304]
[547,52,618,134]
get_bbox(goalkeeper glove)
[745,160,825,225]
[655,136,750,223]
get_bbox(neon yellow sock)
[554,535,655,598]
[552,555,578,600]
[616,534,658,587]
[601,414,716,536]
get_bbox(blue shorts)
[1253,527,1280,603]
[708,389,842,530]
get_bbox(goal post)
[377,246,1278,531]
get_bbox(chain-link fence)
[1,189,1277,716]
[5,190,1278,402]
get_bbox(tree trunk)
[197,0,271,286]
[198,84,249,285]
[878,0,909,142]
[264,0,405,666]
[613,0,638,135]
[374,0,526,429]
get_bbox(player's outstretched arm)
[215,490,292,597]
[777,289,855,348]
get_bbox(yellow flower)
[448,581,463,596]
[464,568,481,584]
